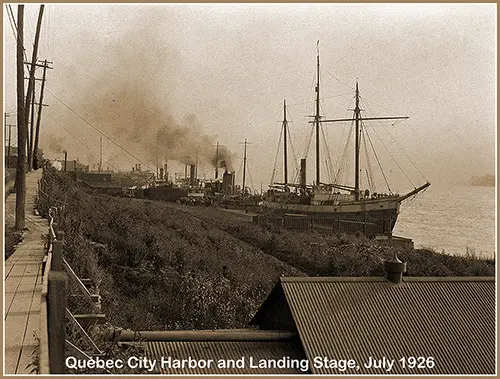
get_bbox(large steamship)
[262,44,430,236]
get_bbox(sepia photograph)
[3,3,496,375]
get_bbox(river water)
[393,184,496,258]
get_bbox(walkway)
[4,169,47,374]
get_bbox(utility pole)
[155,144,158,178]
[15,5,26,230]
[24,4,44,171]
[5,112,10,166]
[33,59,52,170]
[99,136,103,173]
[5,113,15,168]
[6,123,16,169]
[4,112,9,145]
[28,86,36,170]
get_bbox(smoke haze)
[3,4,495,188]
[44,7,235,173]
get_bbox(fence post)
[52,241,63,271]
[56,230,65,243]
[47,271,67,374]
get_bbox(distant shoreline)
[468,174,494,187]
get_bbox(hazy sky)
[3,4,496,192]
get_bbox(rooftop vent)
[384,256,406,284]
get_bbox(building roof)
[250,276,496,375]
[146,341,306,375]
[136,329,307,374]
[81,181,121,189]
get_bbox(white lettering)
[160,357,213,369]
[64,356,124,371]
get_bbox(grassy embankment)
[38,168,494,333]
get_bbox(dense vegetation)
[37,168,494,332]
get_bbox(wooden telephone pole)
[24,4,44,171]
[6,122,16,168]
[28,86,36,168]
[4,113,15,168]
[99,136,102,173]
[15,4,26,230]
[33,59,53,170]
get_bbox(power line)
[44,87,155,171]
[6,4,36,74]
[6,5,18,44]
[45,112,121,172]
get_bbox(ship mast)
[241,138,249,193]
[215,141,219,179]
[315,41,321,185]
[314,83,410,199]
[354,81,360,200]
[283,99,288,184]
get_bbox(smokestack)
[190,164,196,185]
[64,151,67,171]
[384,256,406,284]
[159,167,164,180]
[223,171,235,194]
[300,158,306,188]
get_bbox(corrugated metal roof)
[278,276,495,375]
[145,340,307,374]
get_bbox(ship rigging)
[264,42,430,236]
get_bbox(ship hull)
[262,197,400,236]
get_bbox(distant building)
[54,159,88,172]
[77,172,112,183]
[4,146,43,168]
[118,263,495,375]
